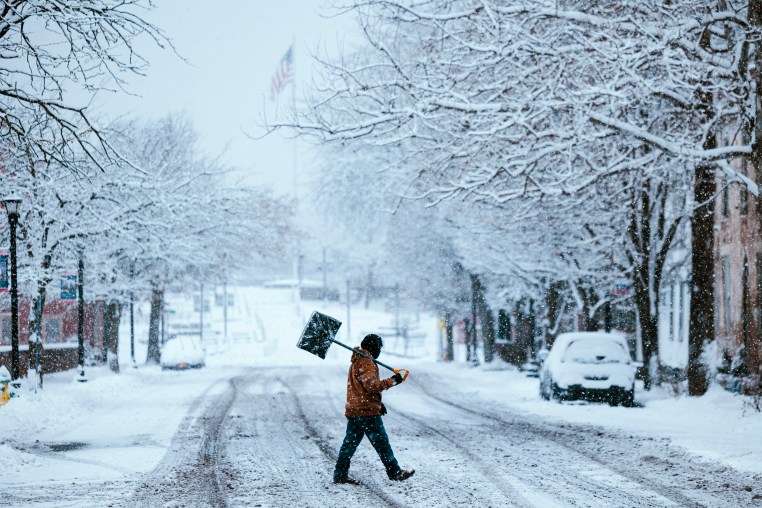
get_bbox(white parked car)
[539,332,636,406]
[160,335,206,370]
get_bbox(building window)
[723,256,732,336]
[44,318,61,343]
[1,318,10,344]
[680,281,689,343]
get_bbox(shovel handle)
[330,338,409,380]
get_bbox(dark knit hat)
[361,334,384,351]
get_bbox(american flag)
[270,46,293,100]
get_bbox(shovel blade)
[296,311,343,359]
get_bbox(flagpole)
[291,38,303,323]
[292,38,298,203]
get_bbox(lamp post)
[76,253,87,382]
[130,261,137,368]
[2,198,21,384]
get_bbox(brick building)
[0,291,106,377]
[713,150,761,379]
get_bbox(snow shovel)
[296,310,410,381]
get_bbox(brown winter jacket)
[345,348,395,417]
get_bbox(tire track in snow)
[388,405,551,508]
[410,374,739,508]
[393,387,673,507]
[278,376,405,508]
[132,377,238,508]
[290,367,532,508]
[220,369,396,507]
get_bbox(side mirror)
[537,350,549,362]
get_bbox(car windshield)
[561,338,629,364]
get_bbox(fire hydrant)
[0,365,14,407]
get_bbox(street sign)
[60,274,77,300]
[0,252,7,292]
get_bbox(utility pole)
[76,255,86,382]
[130,291,137,368]
[471,275,479,364]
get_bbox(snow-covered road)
[67,364,756,508]
[4,362,761,507]
[3,288,761,507]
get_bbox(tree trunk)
[29,285,46,341]
[511,302,530,365]
[528,298,537,358]
[27,284,46,378]
[577,286,599,332]
[146,287,163,365]
[545,281,563,348]
[688,159,716,395]
[633,273,659,390]
[444,310,454,362]
[470,274,495,362]
[104,300,121,373]
[626,177,667,391]
[687,26,717,396]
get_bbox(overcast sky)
[97,0,360,197]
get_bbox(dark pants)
[334,415,401,479]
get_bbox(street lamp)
[76,253,86,382]
[2,197,21,383]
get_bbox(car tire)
[540,377,550,400]
[622,387,635,408]
[550,382,562,403]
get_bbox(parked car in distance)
[539,331,636,406]
[160,335,206,370]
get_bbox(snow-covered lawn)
[1,285,760,500]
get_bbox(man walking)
[333,334,414,484]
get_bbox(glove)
[380,403,387,415]
[391,373,403,385]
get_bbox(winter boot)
[390,469,415,481]
[333,476,360,485]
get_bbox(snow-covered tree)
[109,115,295,365]
[0,0,169,171]
[281,0,762,391]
